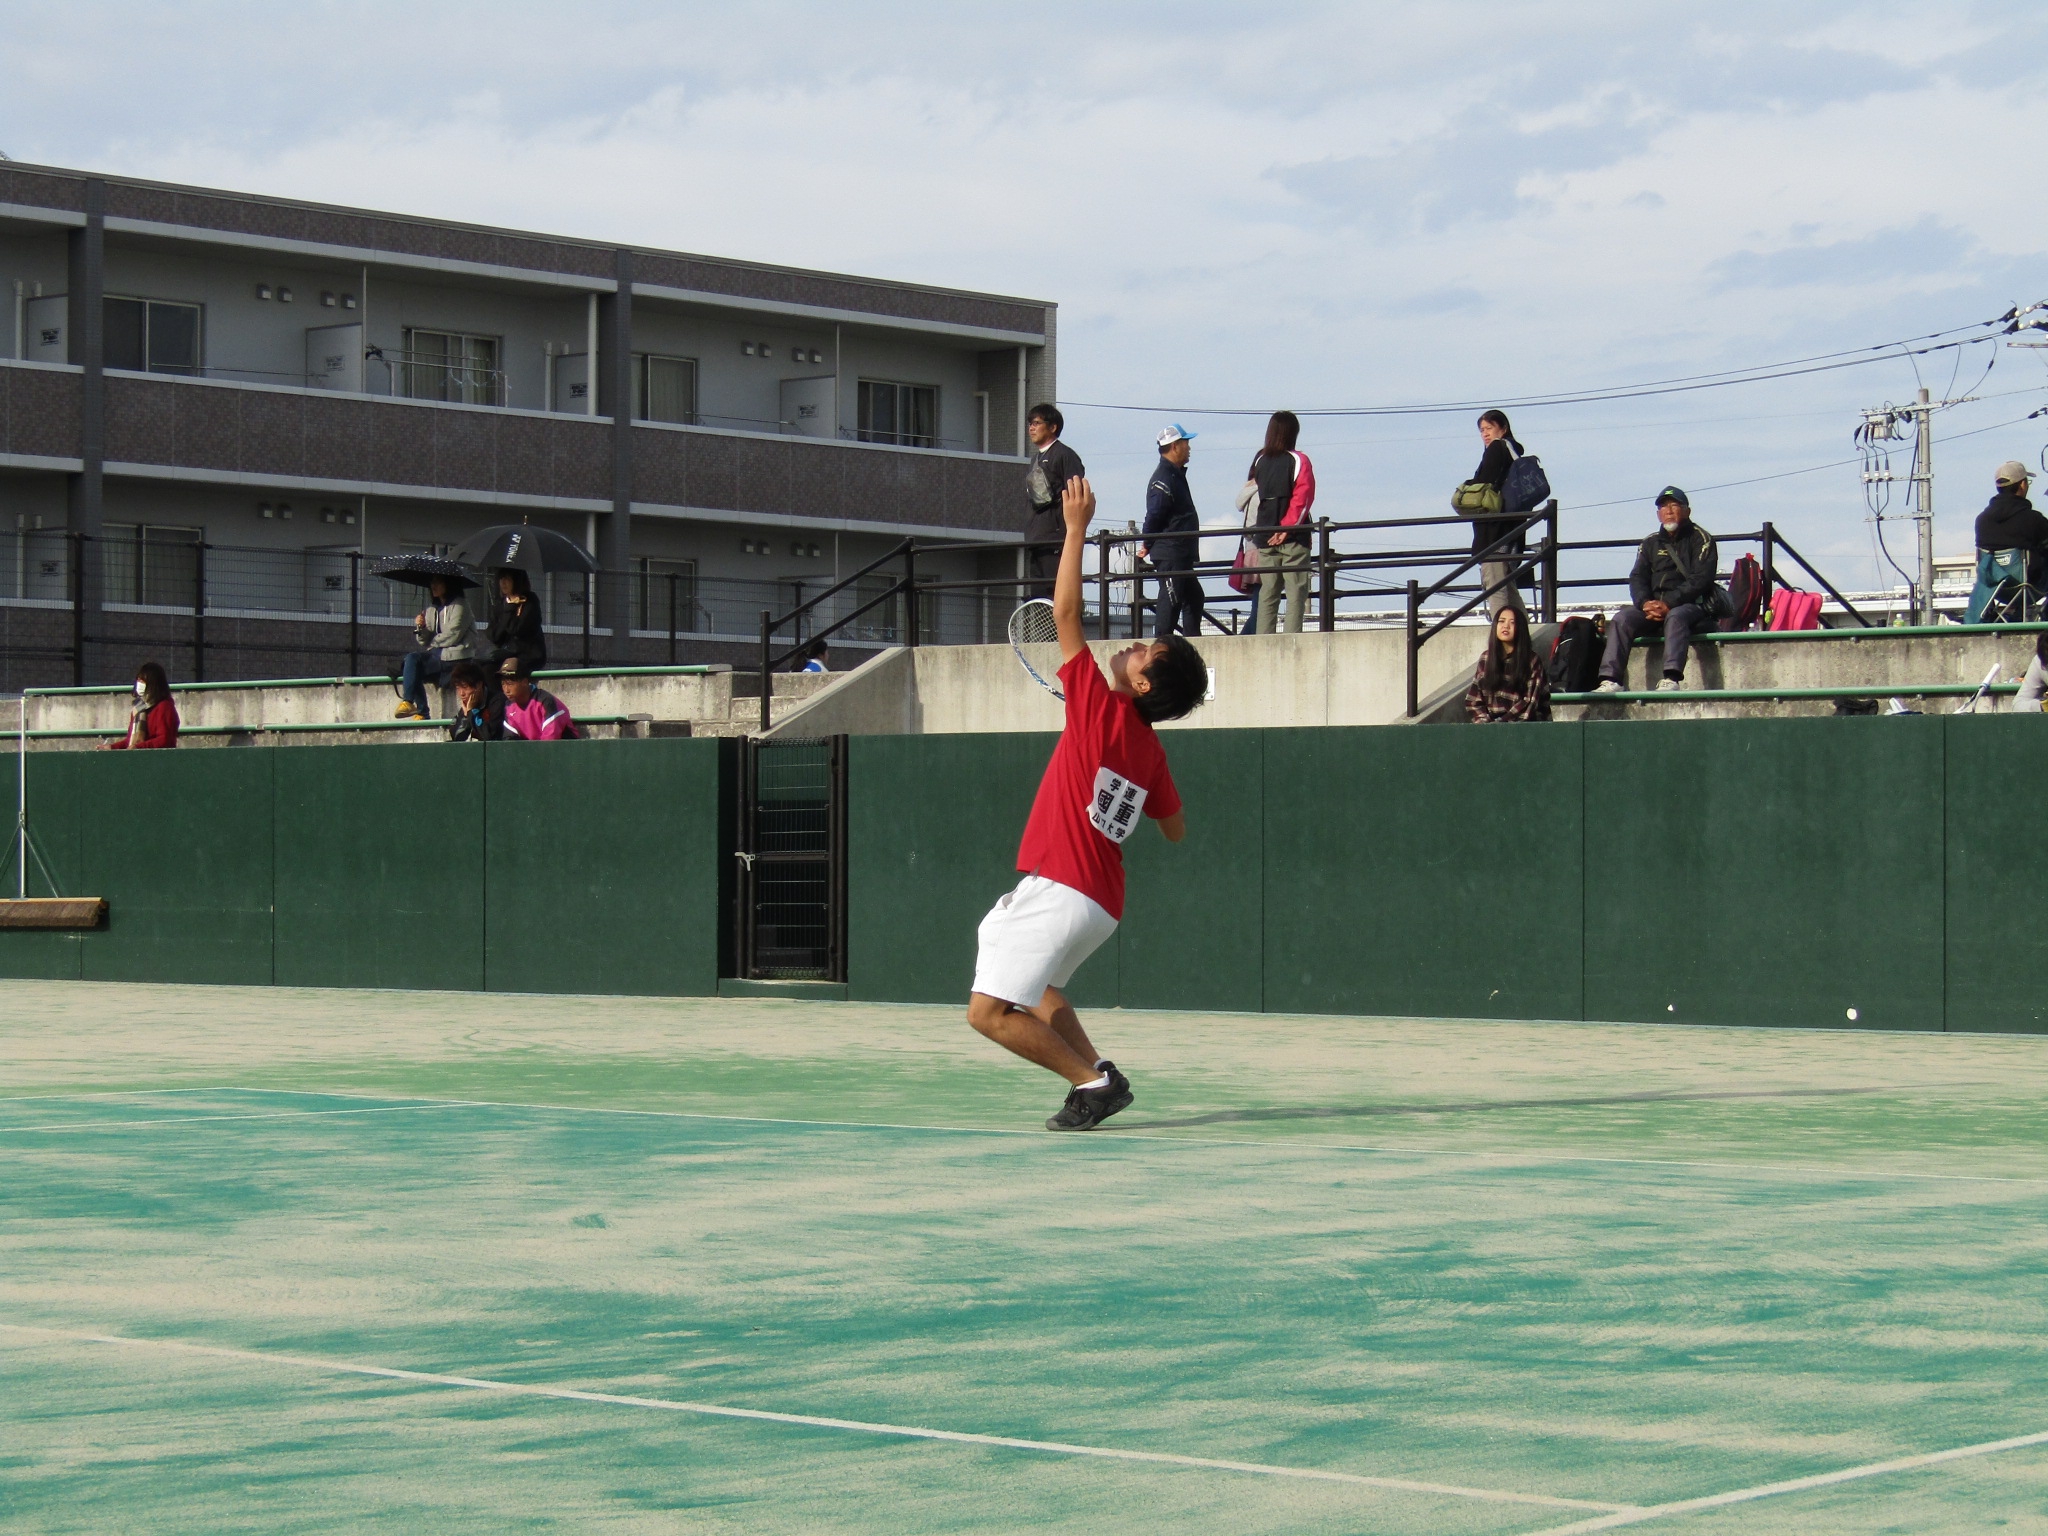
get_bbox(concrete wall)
[771,626,1488,737]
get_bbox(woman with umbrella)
[373,555,479,720]
[449,523,595,678]
[486,568,547,675]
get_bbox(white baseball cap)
[1156,422,1198,448]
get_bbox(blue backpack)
[1502,454,1551,513]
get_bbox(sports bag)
[1546,614,1605,693]
[1501,454,1550,513]
[1723,553,1764,631]
[1768,590,1822,631]
[1452,480,1502,516]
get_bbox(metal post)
[903,542,919,647]
[758,608,773,733]
[69,533,84,687]
[1759,520,1776,625]
[668,571,678,664]
[1317,518,1336,633]
[1541,504,1559,624]
[347,550,360,675]
[1405,578,1420,718]
[1095,530,1110,641]
[192,541,207,683]
[1131,547,1144,638]
[1914,386,1934,623]
[581,572,592,667]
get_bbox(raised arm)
[1054,476,1095,661]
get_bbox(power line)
[1062,317,2020,419]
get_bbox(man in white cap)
[1141,424,1205,637]
[1975,460,2048,593]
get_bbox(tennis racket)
[1007,599,1064,700]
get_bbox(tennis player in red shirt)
[968,476,1209,1130]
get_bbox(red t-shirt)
[1014,651,1181,921]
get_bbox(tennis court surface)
[4,982,2046,1534]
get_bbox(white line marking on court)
[204,1088,2048,1189]
[0,1086,229,1102]
[0,1322,1631,1514]
[0,1102,489,1134]
[1523,1425,2048,1533]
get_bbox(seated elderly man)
[1595,487,1725,693]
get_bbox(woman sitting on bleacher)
[1464,606,1551,723]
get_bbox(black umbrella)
[450,523,597,577]
[369,553,480,590]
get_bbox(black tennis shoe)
[1098,1063,1134,1119]
[1046,1073,1132,1132]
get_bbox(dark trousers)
[1601,603,1713,682]
[400,648,445,712]
[1152,558,1205,638]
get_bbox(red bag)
[1769,590,1822,631]
[1229,544,1260,594]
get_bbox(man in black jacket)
[1974,461,2048,589]
[1141,424,1204,638]
[1595,487,1722,692]
[446,660,505,742]
[1023,403,1084,597]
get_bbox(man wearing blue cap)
[1142,424,1205,638]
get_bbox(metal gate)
[733,735,847,981]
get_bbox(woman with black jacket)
[1469,409,1530,624]
[485,569,547,674]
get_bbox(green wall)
[5,718,2045,1033]
[0,740,724,997]
[849,718,2048,1033]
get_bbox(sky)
[6,1,2048,596]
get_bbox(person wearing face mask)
[1594,487,1725,693]
[101,661,179,749]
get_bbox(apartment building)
[0,162,1055,687]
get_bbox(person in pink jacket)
[497,657,579,740]
[1247,410,1316,633]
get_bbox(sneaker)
[1594,679,1623,694]
[394,702,422,719]
[1046,1076,1131,1132]
[1655,677,1684,692]
[1096,1062,1135,1119]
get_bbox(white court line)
[0,1322,1629,1515]
[0,1102,489,1134]
[206,1087,2048,1189]
[1526,1425,2048,1533]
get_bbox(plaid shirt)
[1464,657,1552,723]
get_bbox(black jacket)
[449,692,505,743]
[1022,439,1085,549]
[1468,438,1517,555]
[1975,490,2048,555]
[1250,450,1310,548]
[487,596,547,671]
[1629,520,1720,610]
[1142,456,1200,568]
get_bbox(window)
[402,328,501,405]
[633,556,699,630]
[635,355,698,425]
[101,523,201,607]
[847,574,935,644]
[104,297,201,375]
[857,379,939,448]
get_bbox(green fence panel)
[1262,725,1586,1019]
[484,739,722,996]
[1584,717,1945,1030]
[847,733,1116,1008]
[273,746,485,990]
[1943,714,2047,1033]
[0,752,85,980]
[71,749,275,985]
[1117,729,1263,1013]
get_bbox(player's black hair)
[447,660,487,689]
[1027,402,1064,435]
[1136,635,1208,724]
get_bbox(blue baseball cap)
[1156,423,1198,448]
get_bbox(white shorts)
[971,874,1118,1007]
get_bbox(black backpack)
[1546,614,1605,693]
[1724,552,1763,631]
[1502,454,1551,513]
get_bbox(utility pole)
[1913,386,1934,624]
